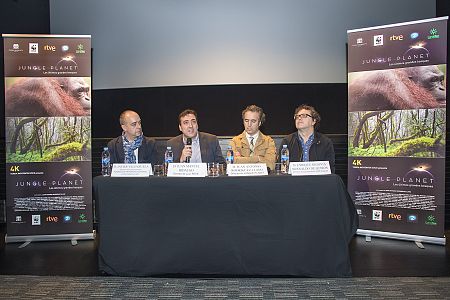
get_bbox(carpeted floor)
[1,275,450,299]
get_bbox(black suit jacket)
[166,132,225,164]
[278,131,335,173]
[107,136,159,165]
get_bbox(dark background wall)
[92,83,348,137]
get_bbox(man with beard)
[279,104,335,173]
[167,109,225,164]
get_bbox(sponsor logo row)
[351,28,441,47]
[13,214,88,225]
[357,209,437,225]
[8,43,87,54]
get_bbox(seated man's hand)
[180,145,192,162]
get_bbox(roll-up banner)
[347,17,447,245]
[3,34,93,243]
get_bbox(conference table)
[94,174,358,277]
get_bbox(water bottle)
[226,146,234,164]
[101,147,111,176]
[165,146,174,163]
[280,145,289,174]
[164,146,173,174]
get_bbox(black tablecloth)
[94,174,357,277]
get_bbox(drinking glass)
[153,164,164,176]
[274,163,283,175]
[218,163,226,176]
[208,163,219,177]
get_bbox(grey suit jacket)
[166,132,225,164]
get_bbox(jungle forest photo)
[348,109,445,158]
[6,117,91,163]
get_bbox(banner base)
[357,229,445,245]
[5,232,95,244]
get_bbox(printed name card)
[167,163,207,177]
[111,163,153,177]
[227,163,268,176]
[289,161,331,176]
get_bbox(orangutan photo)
[348,65,446,112]
[5,77,91,117]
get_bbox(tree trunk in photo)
[352,111,381,148]
[9,117,39,153]
[361,111,393,149]
[20,119,47,155]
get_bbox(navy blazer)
[166,132,225,164]
[107,136,159,165]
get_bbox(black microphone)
[186,138,192,163]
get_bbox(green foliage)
[348,144,396,157]
[43,142,86,161]
[349,136,444,158]
[7,152,45,163]
[388,136,443,157]
[7,142,91,163]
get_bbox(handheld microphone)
[186,138,192,163]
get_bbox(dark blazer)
[107,136,159,165]
[167,132,225,164]
[278,131,335,173]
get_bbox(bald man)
[107,110,159,165]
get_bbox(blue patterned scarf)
[122,132,143,163]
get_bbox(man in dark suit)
[107,110,159,165]
[167,109,225,164]
[278,104,335,173]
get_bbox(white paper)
[227,163,268,176]
[111,163,152,177]
[167,163,208,177]
[289,161,331,176]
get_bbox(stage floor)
[0,224,449,277]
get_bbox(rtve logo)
[389,34,404,41]
[388,213,402,221]
[46,216,59,222]
[43,45,56,51]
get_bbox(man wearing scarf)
[107,110,158,165]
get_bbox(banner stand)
[347,17,447,245]
[3,34,94,244]
[357,229,445,246]
[6,232,94,245]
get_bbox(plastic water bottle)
[101,147,111,176]
[280,145,289,174]
[226,146,234,164]
[164,146,173,175]
[165,146,174,164]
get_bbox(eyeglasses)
[294,113,312,120]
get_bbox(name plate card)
[111,163,152,177]
[227,163,268,176]
[167,163,207,177]
[289,161,331,176]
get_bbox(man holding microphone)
[167,109,225,164]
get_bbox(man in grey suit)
[167,109,225,164]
